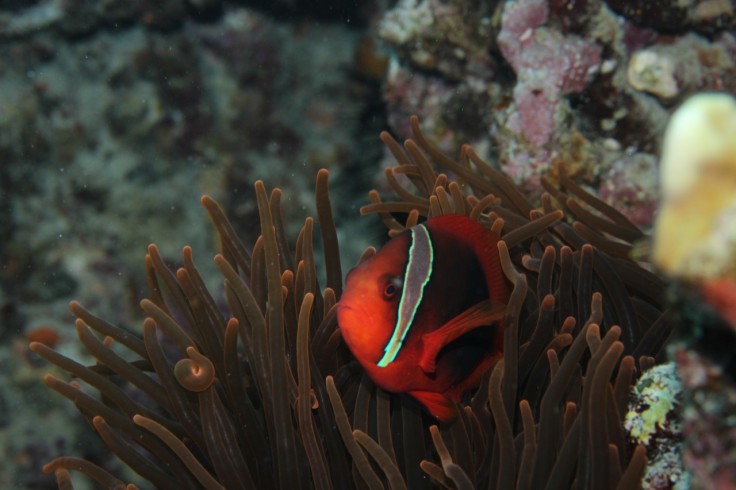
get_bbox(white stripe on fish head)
[377,223,434,367]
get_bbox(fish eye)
[382,277,402,300]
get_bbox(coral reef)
[497,0,601,169]
[4,0,733,487]
[626,33,736,102]
[654,92,736,489]
[30,120,671,488]
[378,0,736,227]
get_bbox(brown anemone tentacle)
[200,195,252,276]
[43,457,127,490]
[428,425,475,490]
[376,387,397,466]
[255,180,307,490]
[33,119,672,490]
[198,386,255,489]
[316,169,343,296]
[517,399,537,490]
[325,376,383,489]
[92,416,187,489]
[133,415,225,490]
[75,320,170,410]
[68,301,148,359]
[295,293,332,490]
[353,430,408,490]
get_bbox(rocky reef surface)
[379,0,734,228]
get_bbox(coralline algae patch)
[626,363,681,446]
[625,362,688,489]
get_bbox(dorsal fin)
[426,214,509,307]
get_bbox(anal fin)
[408,390,457,422]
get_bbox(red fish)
[338,214,509,421]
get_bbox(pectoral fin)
[418,300,506,374]
[408,390,457,422]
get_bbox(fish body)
[338,214,509,421]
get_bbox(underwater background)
[1,0,735,488]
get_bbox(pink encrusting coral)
[498,0,602,95]
[496,0,601,188]
[598,153,659,227]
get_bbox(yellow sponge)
[653,92,736,281]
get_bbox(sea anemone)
[31,118,670,489]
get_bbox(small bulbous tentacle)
[174,346,215,392]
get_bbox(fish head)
[337,231,411,367]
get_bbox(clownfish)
[338,214,509,421]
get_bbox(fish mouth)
[336,303,360,320]
[336,303,369,328]
[336,303,354,313]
